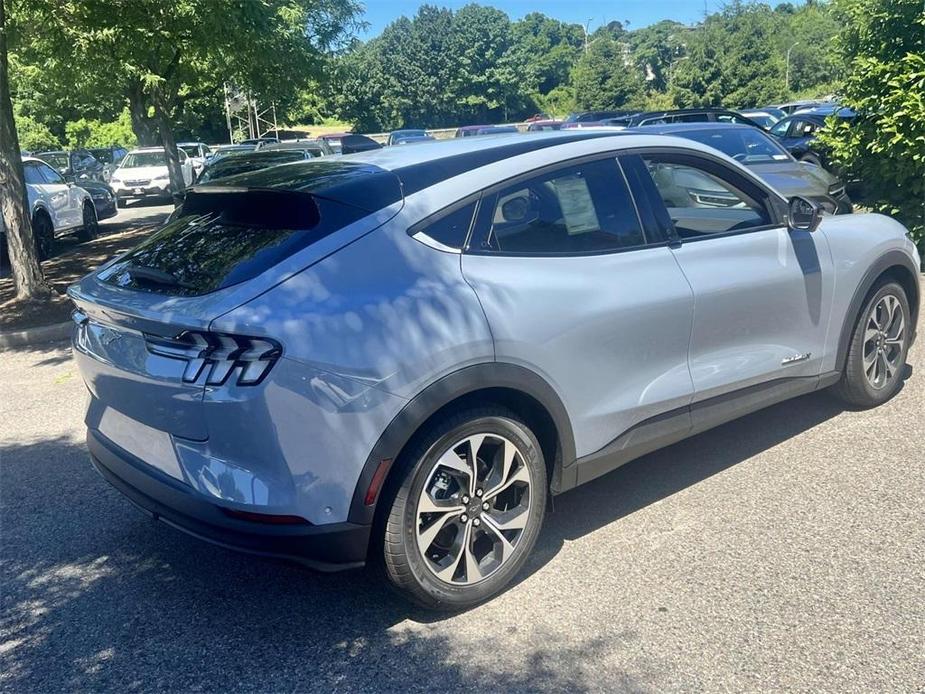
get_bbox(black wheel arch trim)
[347,361,576,525]
[835,249,920,373]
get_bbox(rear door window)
[474,158,645,255]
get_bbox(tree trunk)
[0,0,50,300]
[128,81,159,146]
[152,91,185,206]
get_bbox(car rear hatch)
[70,160,403,445]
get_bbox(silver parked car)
[636,123,853,214]
[69,132,920,609]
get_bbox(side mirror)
[788,196,822,232]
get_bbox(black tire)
[800,152,823,167]
[832,280,911,407]
[379,406,547,610]
[76,202,98,243]
[32,212,54,260]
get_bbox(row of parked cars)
[8,99,850,261]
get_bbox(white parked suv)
[177,142,212,177]
[0,157,98,259]
[109,147,193,202]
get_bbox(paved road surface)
[1,313,923,692]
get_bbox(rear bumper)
[87,429,370,571]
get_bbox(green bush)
[14,113,60,152]
[816,0,925,252]
[64,109,137,149]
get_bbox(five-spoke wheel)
[415,433,533,585]
[381,408,546,609]
[833,281,910,407]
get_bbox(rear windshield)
[97,190,369,296]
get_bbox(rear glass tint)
[98,190,368,296]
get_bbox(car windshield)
[89,149,114,163]
[179,145,200,157]
[38,152,68,170]
[122,152,167,168]
[680,128,791,163]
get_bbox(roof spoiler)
[181,187,320,229]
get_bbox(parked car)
[526,120,563,132]
[475,126,519,136]
[768,107,855,167]
[3,157,98,258]
[88,146,129,181]
[736,109,781,129]
[524,113,550,122]
[636,122,852,214]
[454,125,491,138]
[771,99,832,115]
[339,134,384,154]
[600,108,765,129]
[259,139,334,157]
[388,129,429,146]
[208,144,258,163]
[564,110,629,123]
[109,147,194,202]
[69,131,919,609]
[755,106,788,121]
[35,149,106,182]
[177,142,213,176]
[196,149,314,184]
[317,132,352,153]
[392,134,435,146]
[76,180,119,221]
[240,137,279,146]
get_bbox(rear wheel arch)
[836,251,920,373]
[348,362,575,529]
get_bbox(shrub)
[816,0,925,252]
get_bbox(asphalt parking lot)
[1,311,923,692]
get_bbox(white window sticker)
[549,175,600,235]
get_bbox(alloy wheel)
[863,293,905,389]
[415,433,533,585]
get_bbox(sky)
[357,0,718,39]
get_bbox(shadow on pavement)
[0,389,846,691]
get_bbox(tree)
[816,0,925,249]
[571,36,645,111]
[13,0,361,198]
[0,0,47,300]
[628,19,686,92]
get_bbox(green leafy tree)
[571,36,645,111]
[12,0,360,195]
[816,0,925,248]
[14,109,61,151]
[628,19,686,93]
[65,109,137,149]
[511,13,583,98]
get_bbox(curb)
[0,321,72,350]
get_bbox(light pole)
[785,42,799,94]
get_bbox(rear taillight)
[145,331,281,386]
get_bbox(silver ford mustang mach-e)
[69,132,920,608]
